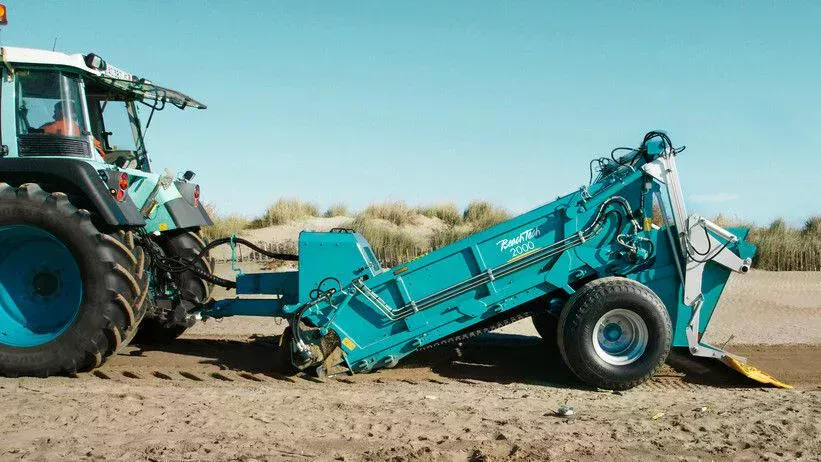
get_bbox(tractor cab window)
[86,97,141,168]
[85,78,147,169]
[15,70,93,157]
[97,101,136,152]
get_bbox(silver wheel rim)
[592,309,648,365]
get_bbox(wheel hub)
[0,225,83,347]
[592,309,649,366]
[603,323,622,342]
[32,270,60,297]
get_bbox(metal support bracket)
[643,150,751,359]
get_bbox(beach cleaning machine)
[198,131,789,390]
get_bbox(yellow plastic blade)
[720,355,792,389]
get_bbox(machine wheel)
[557,277,672,390]
[532,312,558,340]
[0,183,148,377]
[532,311,560,355]
[531,296,565,350]
[134,230,213,345]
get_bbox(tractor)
[0,45,215,376]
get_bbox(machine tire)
[134,230,213,345]
[557,277,672,390]
[532,311,560,354]
[0,183,148,377]
[531,296,565,353]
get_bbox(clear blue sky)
[4,1,820,225]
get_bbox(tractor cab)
[1,46,212,232]
[8,47,205,173]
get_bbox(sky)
[3,1,820,225]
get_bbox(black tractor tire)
[162,230,214,305]
[134,230,213,345]
[0,183,148,377]
[557,277,672,390]
[132,318,188,346]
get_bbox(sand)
[0,265,819,461]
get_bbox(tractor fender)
[164,197,213,229]
[169,180,213,228]
[0,157,145,226]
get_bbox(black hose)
[140,236,240,288]
[290,284,338,365]
[195,236,298,262]
[141,233,299,290]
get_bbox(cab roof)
[1,46,206,110]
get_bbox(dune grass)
[416,203,462,226]
[424,201,510,251]
[201,197,821,271]
[323,203,349,218]
[463,200,511,231]
[712,215,821,271]
[361,201,419,226]
[248,198,319,228]
[201,204,251,241]
[747,217,821,271]
[343,215,427,266]
[802,216,821,237]
[428,225,474,249]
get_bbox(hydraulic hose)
[194,236,299,262]
[141,234,299,290]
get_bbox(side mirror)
[182,170,195,181]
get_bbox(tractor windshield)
[15,70,93,157]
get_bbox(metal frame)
[642,149,751,360]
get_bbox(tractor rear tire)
[557,277,672,390]
[134,230,213,345]
[0,183,148,377]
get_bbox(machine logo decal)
[496,227,541,257]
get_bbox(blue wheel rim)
[0,225,83,347]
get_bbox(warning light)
[0,4,8,26]
[118,173,129,191]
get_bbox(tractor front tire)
[134,230,213,345]
[557,277,672,390]
[162,230,214,305]
[0,183,148,377]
